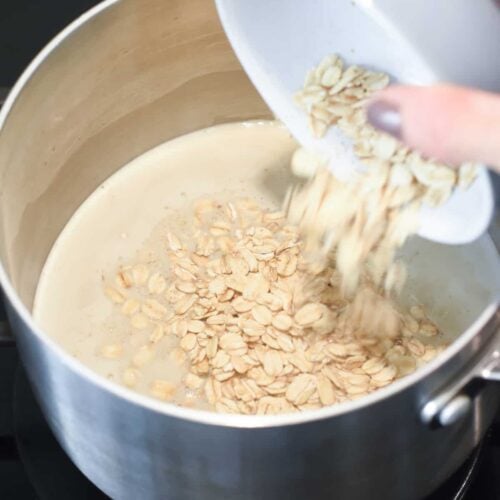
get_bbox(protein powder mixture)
[33,120,448,415]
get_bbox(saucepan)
[0,1,498,499]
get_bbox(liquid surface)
[33,121,297,402]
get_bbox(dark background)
[0,0,101,87]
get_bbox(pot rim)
[0,0,498,429]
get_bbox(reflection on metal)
[438,395,472,427]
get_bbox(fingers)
[366,84,500,171]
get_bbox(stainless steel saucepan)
[0,1,498,499]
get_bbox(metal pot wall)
[0,1,499,499]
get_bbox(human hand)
[366,84,500,173]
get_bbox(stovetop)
[1,2,500,499]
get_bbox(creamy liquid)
[33,121,297,402]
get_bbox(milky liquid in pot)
[33,121,297,406]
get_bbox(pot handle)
[420,304,500,427]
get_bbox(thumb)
[366,84,500,171]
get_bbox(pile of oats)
[291,54,478,295]
[103,197,447,415]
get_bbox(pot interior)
[0,0,498,351]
